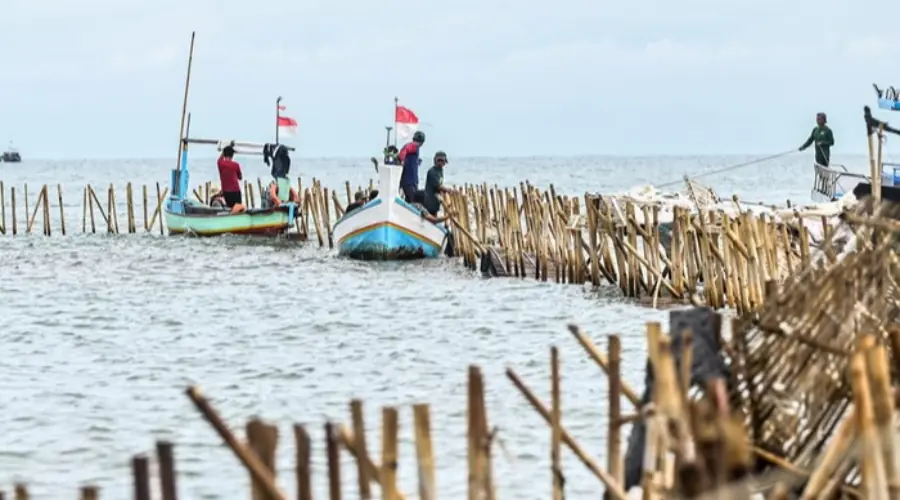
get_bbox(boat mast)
[175,32,196,173]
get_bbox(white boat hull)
[332,162,449,260]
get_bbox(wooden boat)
[165,138,299,237]
[332,160,449,259]
[1,142,21,162]
[163,32,300,238]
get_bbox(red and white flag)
[278,111,298,137]
[395,104,419,144]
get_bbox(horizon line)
[10,151,872,162]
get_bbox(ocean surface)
[0,153,873,498]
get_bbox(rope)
[655,149,797,189]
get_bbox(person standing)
[798,112,835,167]
[423,151,452,217]
[217,145,244,207]
[398,130,426,203]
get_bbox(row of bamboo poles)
[3,367,495,500]
[0,177,825,314]
[439,182,829,314]
[0,178,368,241]
[9,313,884,499]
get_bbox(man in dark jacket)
[798,112,835,166]
[423,151,452,217]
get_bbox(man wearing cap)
[423,151,452,218]
[798,112,835,167]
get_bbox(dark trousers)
[401,185,424,204]
[223,191,242,208]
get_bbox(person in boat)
[383,145,400,165]
[261,143,300,208]
[209,183,246,213]
[346,191,367,212]
[423,150,452,218]
[368,189,379,202]
[209,184,227,208]
[398,130,426,203]
[217,145,244,208]
[798,112,835,167]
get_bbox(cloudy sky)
[0,0,896,158]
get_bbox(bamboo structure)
[0,176,855,315]
[2,368,495,500]
[4,198,900,498]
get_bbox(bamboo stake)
[294,425,313,500]
[551,346,564,500]
[326,422,342,500]
[57,184,66,235]
[184,387,287,500]
[381,407,399,500]
[156,441,178,500]
[351,400,371,499]
[506,368,628,500]
[413,404,437,500]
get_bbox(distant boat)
[1,142,21,162]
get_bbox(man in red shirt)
[217,145,243,208]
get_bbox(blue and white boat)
[331,160,450,260]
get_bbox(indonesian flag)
[278,115,298,137]
[395,105,419,144]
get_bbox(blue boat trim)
[878,98,900,111]
[338,222,443,259]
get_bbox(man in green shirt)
[798,112,835,166]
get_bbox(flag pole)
[393,96,399,148]
[275,96,283,144]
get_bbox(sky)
[1,0,899,159]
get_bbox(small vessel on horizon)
[1,142,21,162]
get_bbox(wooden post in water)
[156,441,178,500]
[293,425,313,500]
[246,419,279,500]
[381,408,399,500]
[132,455,151,500]
[550,347,563,500]
[57,184,66,235]
[412,404,436,500]
[0,181,6,235]
[325,422,342,500]
[350,400,371,499]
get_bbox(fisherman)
[346,191,367,212]
[423,151,452,217]
[398,130,426,203]
[217,144,244,208]
[208,184,227,208]
[261,143,301,208]
[798,112,835,167]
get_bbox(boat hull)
[339,219,444,260]
[332,175,449,261]
[165,208,292,237]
